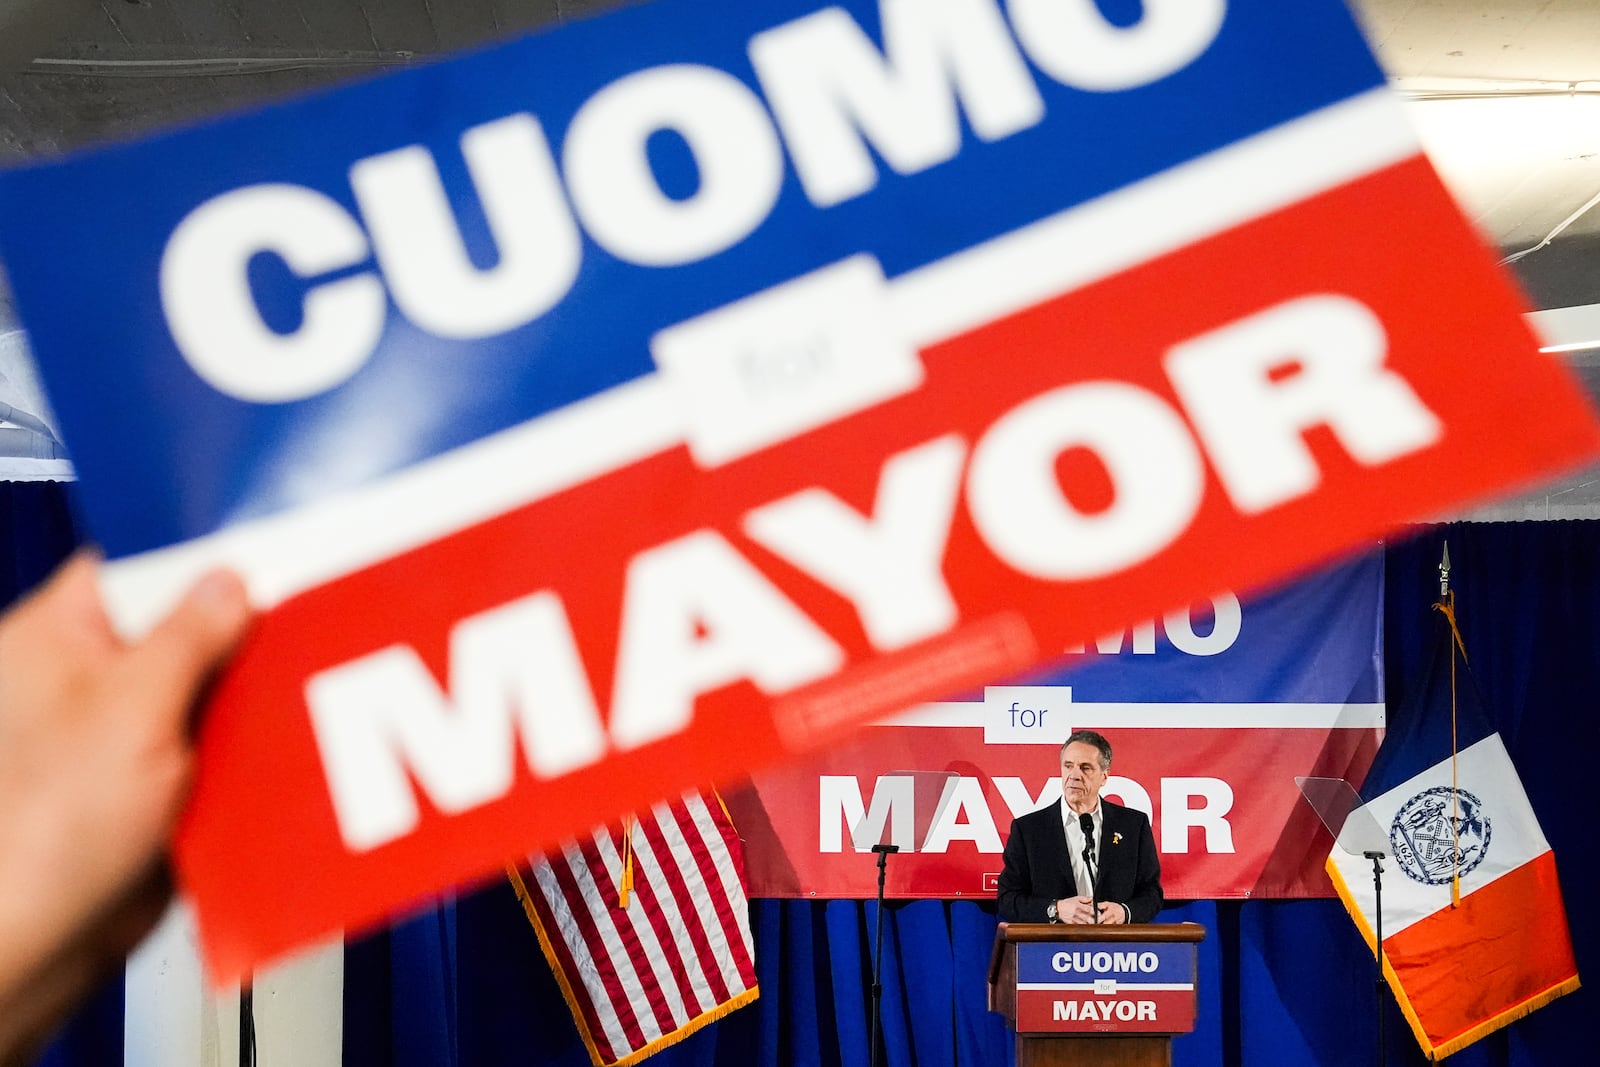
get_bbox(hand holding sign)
[0,0,1595,980]
[0,556,252,1062]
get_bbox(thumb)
[125,570,254,720]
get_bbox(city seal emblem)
[1390,786,1491,885]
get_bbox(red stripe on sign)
[636,810,734,1005]
[1014,987,1197,1033]
[1384,851,1578,1049]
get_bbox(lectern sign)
[1,0,1597,979]
[1015,941,1198,1034]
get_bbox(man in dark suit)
[996,729,1163,924]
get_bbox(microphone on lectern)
[1079,812,1100,923]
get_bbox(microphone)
[1079,812,1095,851]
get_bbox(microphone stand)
[1366,850,1388,1067]
[869,844,899,1067]
[240,977,257,1067]
[1079,814,1100,924]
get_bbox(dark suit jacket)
[996,799,1163,924]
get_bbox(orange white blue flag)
[1327,595,1579,1060]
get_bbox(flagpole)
[1366,850,1387,1067]
[1353,540,1457,1067]
[1362,541,1454,1067]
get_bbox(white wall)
[125,905,343,1067]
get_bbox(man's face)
[1060,741,1108,814]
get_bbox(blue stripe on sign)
[0,0,1387,556]
[1015,552,1384,704]
[1017,942,1194,984]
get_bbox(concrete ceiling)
[2,0,1596,268]
[1,0,1599,516]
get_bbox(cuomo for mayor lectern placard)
[0,0,1595,978]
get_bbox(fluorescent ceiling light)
[1526,304,1600,354]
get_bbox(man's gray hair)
[1061,729,1112,772]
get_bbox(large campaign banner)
[0,0,1596,977]
[730,552,1384,900]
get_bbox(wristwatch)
[1046,902,1059,923]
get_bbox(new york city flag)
[1328,595,1579,1060]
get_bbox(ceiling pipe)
[26,52,418,78]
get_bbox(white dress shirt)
[1060,796,1103,900]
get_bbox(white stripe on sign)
[1030,702,1385,729]
[99,372,682,637]
[881,702,1386,730]
[1328,734,1550,937]
[99,87,1419,638]
[879,702,986,727]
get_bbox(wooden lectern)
[988,923,1205,1067]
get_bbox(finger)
[123,570,254,725]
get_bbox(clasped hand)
[1055,896,1127,924]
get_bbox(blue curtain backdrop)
[6,500,1593,1064]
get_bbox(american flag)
[508,788,759,1066]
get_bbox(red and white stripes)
[511,788,758,1067]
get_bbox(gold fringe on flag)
[617,815,634,910]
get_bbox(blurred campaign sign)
[0,0,1596,978]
